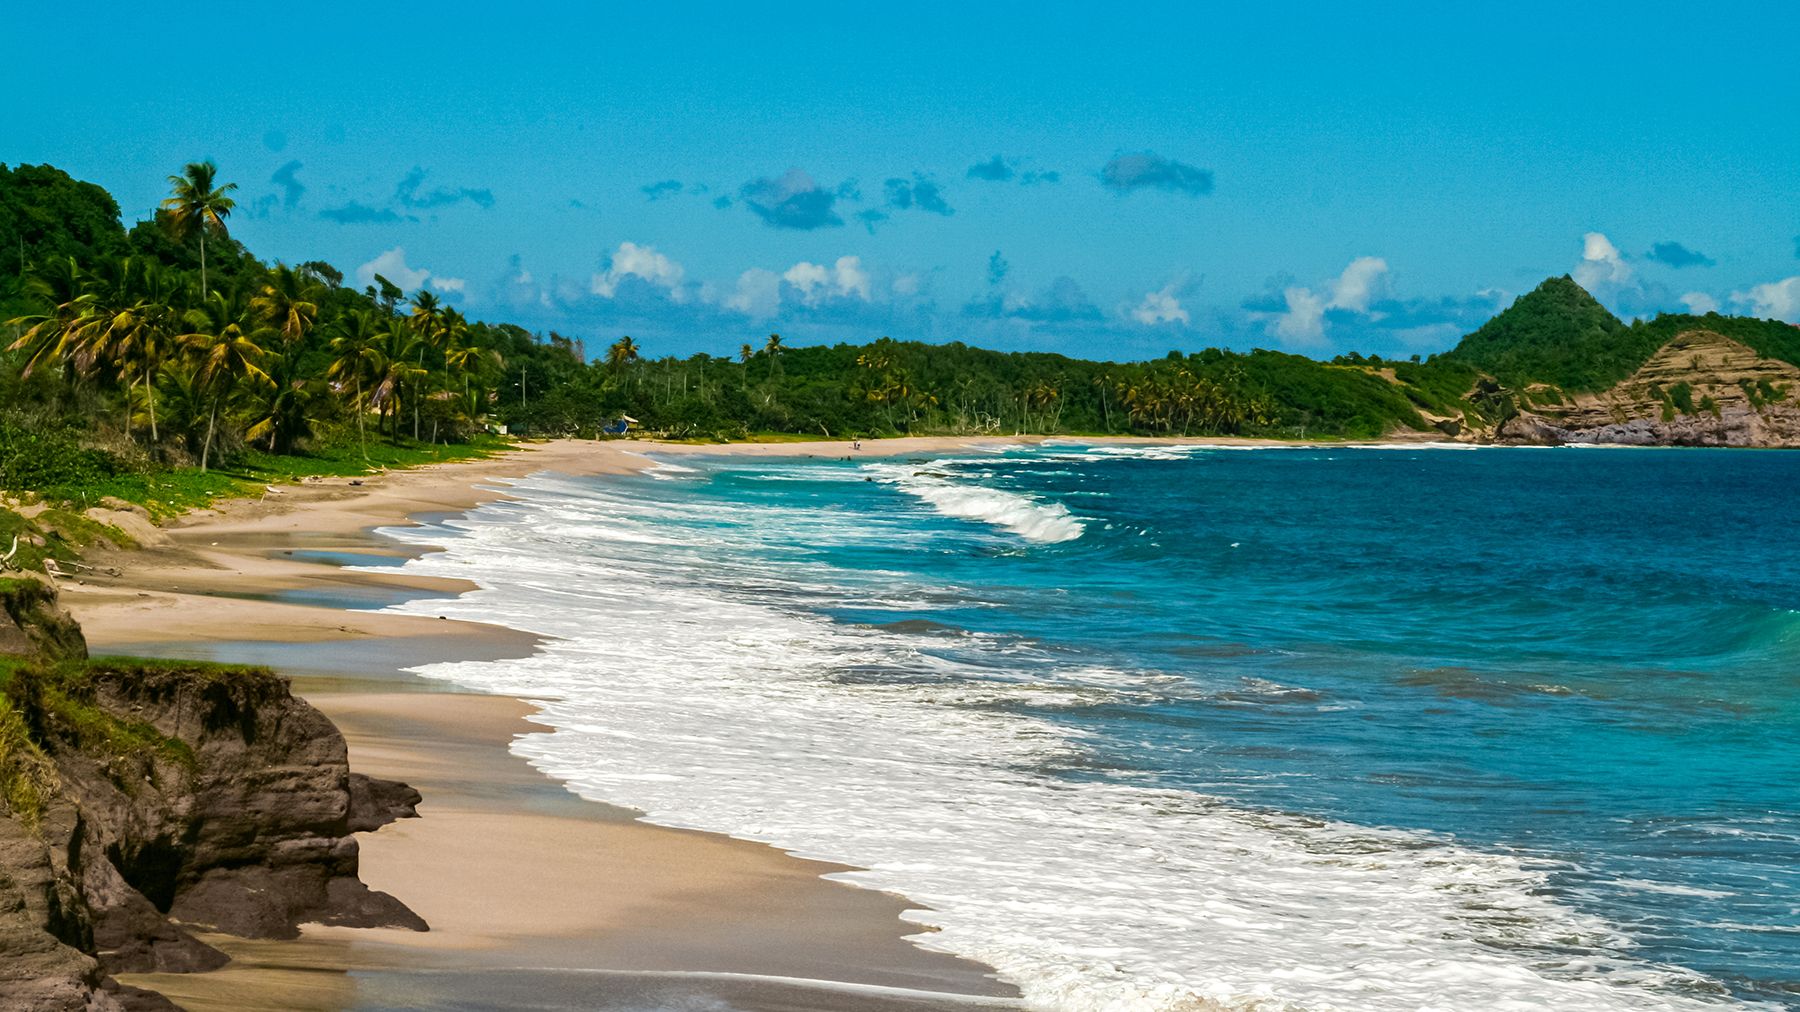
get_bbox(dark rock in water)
[0,581,425,1009]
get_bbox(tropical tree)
[372,319,425,437]
[763,332,784,378]
[160,161,237,298]
[179,290,267,470]
[253,264,323,347]
[442,311,497,416]
[606,335,641,375]
[107,258,184,444]
[327,309,387,458]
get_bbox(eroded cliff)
[1497,330,1800,446]
[0,577,423,1010]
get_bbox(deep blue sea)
[380,443,1800,1011]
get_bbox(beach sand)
[63,436,1038,1011]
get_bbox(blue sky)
[5,1,1798,360]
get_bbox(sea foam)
[864,461,1086,543]
[374,469,1750,1012]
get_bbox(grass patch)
[0,693,58,826]
[3,660,201,795]
[14,435,509,521]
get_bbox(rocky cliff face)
[1496,330,1800,447]
[0,578,424,1011]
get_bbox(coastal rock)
[347,771,423,832]
[0,582,425,1007]
[0,578,88,662]
[1496,330,1800,447]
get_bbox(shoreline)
[63,435,1053,1010]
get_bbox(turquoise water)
[384,444,1800,1010]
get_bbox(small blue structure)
[602,414,637,436]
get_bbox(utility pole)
[518,365,528,409]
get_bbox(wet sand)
[66,437,1029,1010]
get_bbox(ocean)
[372,443,1800,1011]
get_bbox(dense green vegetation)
[0,161,1487,480]
[1441,276,1800,393]
[5,160,1798,525]
[1440,276,1635,391]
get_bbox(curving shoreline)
[58,436,1046,1010]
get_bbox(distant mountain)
[1426,276,1800,445]
[1440,276,1649,392]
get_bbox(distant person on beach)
[852,440,862,450]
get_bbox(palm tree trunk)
[414,348,424,440]
[124,374,134,441]
[355,376,368,460]
[199,233,208,299]
[145,367,159,443]
[201,400,217,472]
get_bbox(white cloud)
[892,273,922,297]
[1733,276,1800,322]
[783,255,871,304]
[355,246,431,291]
[1680,291,1720,315]
[1132,283,1190,325]
[726,268,781,317]
[1264,256,1388,344]
[428,275,467,294]
[1329,256,1389,312]
[1573,231,1631,291]
[782,261,829,294]
[1273,285,1329,343]
[591,241,686,299]
[832,255,872,300]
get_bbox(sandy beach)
[59,435,1050,1011]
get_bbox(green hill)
[1439,275,1648,392]
[1439,275,1800,396]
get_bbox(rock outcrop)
[0,582,424,1010]
[1496,330,1800,447]
[0,578,87,664]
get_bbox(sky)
[5,1,1798,361]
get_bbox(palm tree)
[409,290,443,333]
[243,369,317,454]
[738,343,754,389]
[763,332,784,378]
[606,335,641,374]
[327,309,387,459]
[440,310,495,416]
[108,258,184,445]
[405,292,451,439]
[253,264,323,348]
[372,319,425,438]
[6,257,89,383]
[161,161,238,298]
[179,290,268,470]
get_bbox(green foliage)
[1439,276,1647,391]
[6,161,1799,469]
[1667,381,1695,415]
[0,692,57,826]
[1626,312,1800,371]
[0,419,127,494]
[0,163,130,319]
